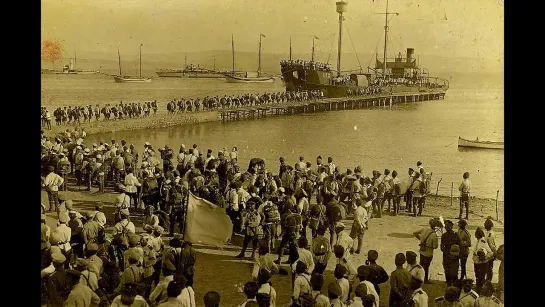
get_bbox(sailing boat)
[224,34,274,83]
[113,44,152,83]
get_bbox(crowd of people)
[41,101,160,130]
[280,60,332,72]
[165,90,325,113]
[41,131,504,307]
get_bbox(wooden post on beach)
[450,182,453,206]
[435,178,442,200]
[495,190,499,221]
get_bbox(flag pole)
[182,190,190,240]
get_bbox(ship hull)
[54,70,100,75]
[113,76,152,83]
[224,74,274,83]
[281,70,448,98]
[156,71,225,78]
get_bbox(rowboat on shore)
[458,137,504,150]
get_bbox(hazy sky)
[42,0,503,63]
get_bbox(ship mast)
[290,37,292,61]
[185,53,187,68]
[336,1,347,77]
[74,51,77,70]
[258,33,265,76]
[117,47,122,76]
[231,34,235,73]
[139,44,143,78]
[312,36,315,62]
[213,54,216,71]
[381,0,398,79]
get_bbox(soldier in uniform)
[407,277,428,307]
[57,152,71,191]
[456,219,472,280]
[458,278,479,307]
[405,251,425,285]
[434,286,464,307]
[236,200,262,259]
[413,219,439,284]
[366,250,389,296]
[475,281,503,307]
[46,253,71,307]
[274,206,301,265]
[169,183,187,236]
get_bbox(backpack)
[171,187,184,207]
[146,177,158,191]
[394,183,402,196]
[59,161,70,174]
[312,236,330,255]
[97,226,106,243]
[285,213,302,234]
[124,154,134,166]
[309,205,326,231]
[113,221,130,248]
[419,180,428,195]
[156,210,171,230]
[300,292,322,307]
[256,290,271,307]
[327,203,345,223]
[75,152,84,166]
[85,161,95,174]
[113,157,124,170]
[262,201,281,223]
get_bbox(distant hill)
[42,49,503,76]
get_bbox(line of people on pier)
[165,90,325,113]
[41,101,160,129]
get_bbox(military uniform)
[475,295,503,307]
[434,296,464,307]
[64,282,101,307]
[411,288,428,307]
[459,289,479,307]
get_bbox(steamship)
[49,58,99,75]
[156,64,225,78]
[280,1,449,98]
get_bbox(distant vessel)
[113,45,152,83]
[42,52,100,75]
[156,54,225,78]
[224,34,274,83]
[458,137,504,150]
[280,0,449,97]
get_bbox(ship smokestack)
[406,48,414,63]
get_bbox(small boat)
[225,34,274,83]
[113,45,152,83]
[113,75,152,83]
[458,137,504,150]
[224,72,274,83]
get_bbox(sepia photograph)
[41,1,504,306]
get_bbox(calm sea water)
[42,72,504,200]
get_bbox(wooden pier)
[220,91,446,122]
